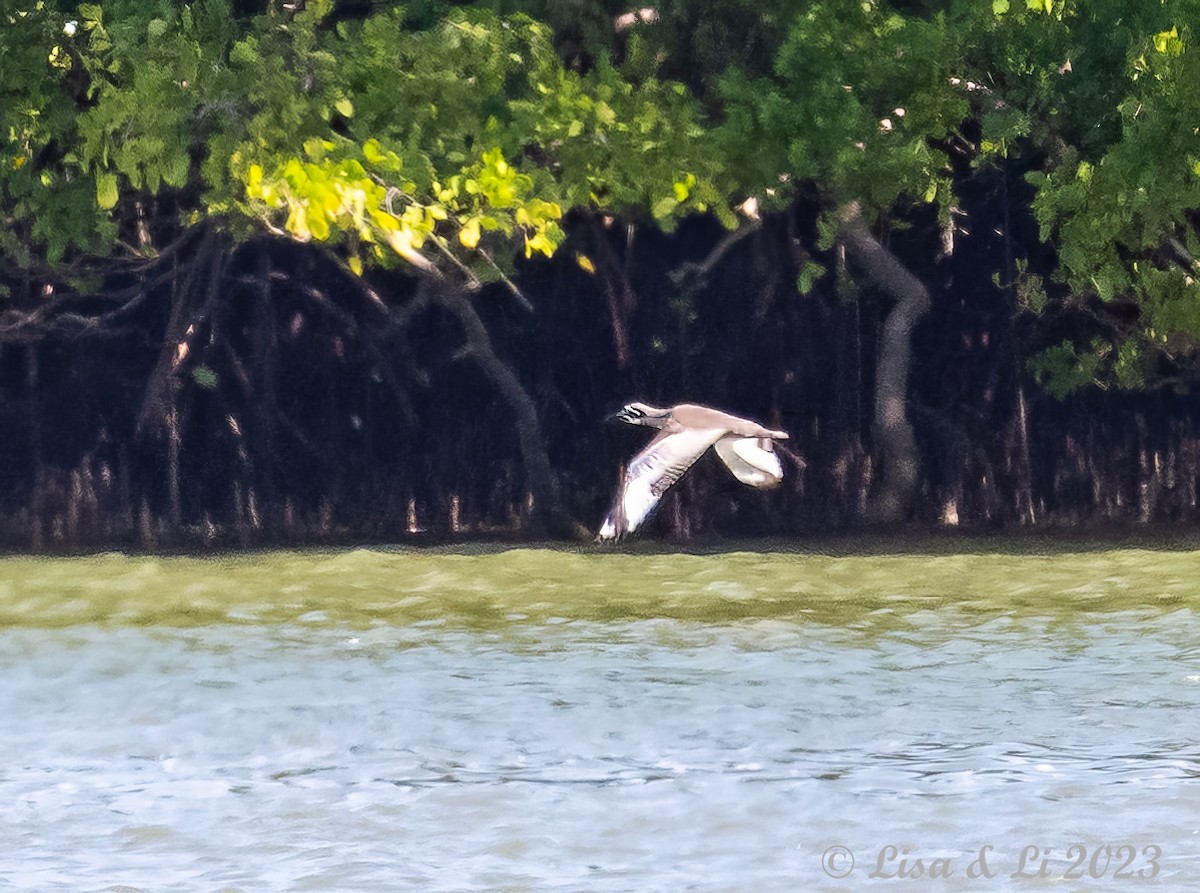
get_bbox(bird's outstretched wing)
[714,436,784,488]
[598,427,725,540]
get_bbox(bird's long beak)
[605,409,628,424]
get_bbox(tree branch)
[433,283,586,539]
[677,217,763,280]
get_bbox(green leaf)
[163,154,190,189]
[1153,27,1183,55]
[96,172,119,210]
[797,260,826,296]
[191,365,218,389]
[335,97,355,118]
[992,0,1009,13]
[651,196,679,220]
[363,139,384,164]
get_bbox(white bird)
[598,402,789,541]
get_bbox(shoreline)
[7,523,1200,560]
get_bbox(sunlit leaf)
[96,172,119,210]
[363,139,384,164]
[459,219,481,249]
[247,164,264,197]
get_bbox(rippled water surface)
[1,545,1199,890]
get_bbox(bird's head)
[609,401,670,427]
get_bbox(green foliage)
[228,5,728,271]
[191,364,218,389]
[716,0,970,218]
[1,0,252,267]
[74,0,215,194]
[1002,258,1048,315]
[796,259,827,296]
[702,0,1200,393]
[245,140,564,273]
[238,15,504,263]
[1026,340,1102,399]
[1,2,116,264]
[509,47,732,228]
[1,1,729,279]
[1017,3,1200,388]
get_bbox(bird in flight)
[598,402,789,541]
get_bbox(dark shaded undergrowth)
[4,202,1200,552]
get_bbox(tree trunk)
[838,202,931,523]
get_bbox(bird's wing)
[714,436,784,488]
[598,427,725,540]
[671,404,788,439]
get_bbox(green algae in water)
[0,544,1198,628]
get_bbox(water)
[1,546,1198,890]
